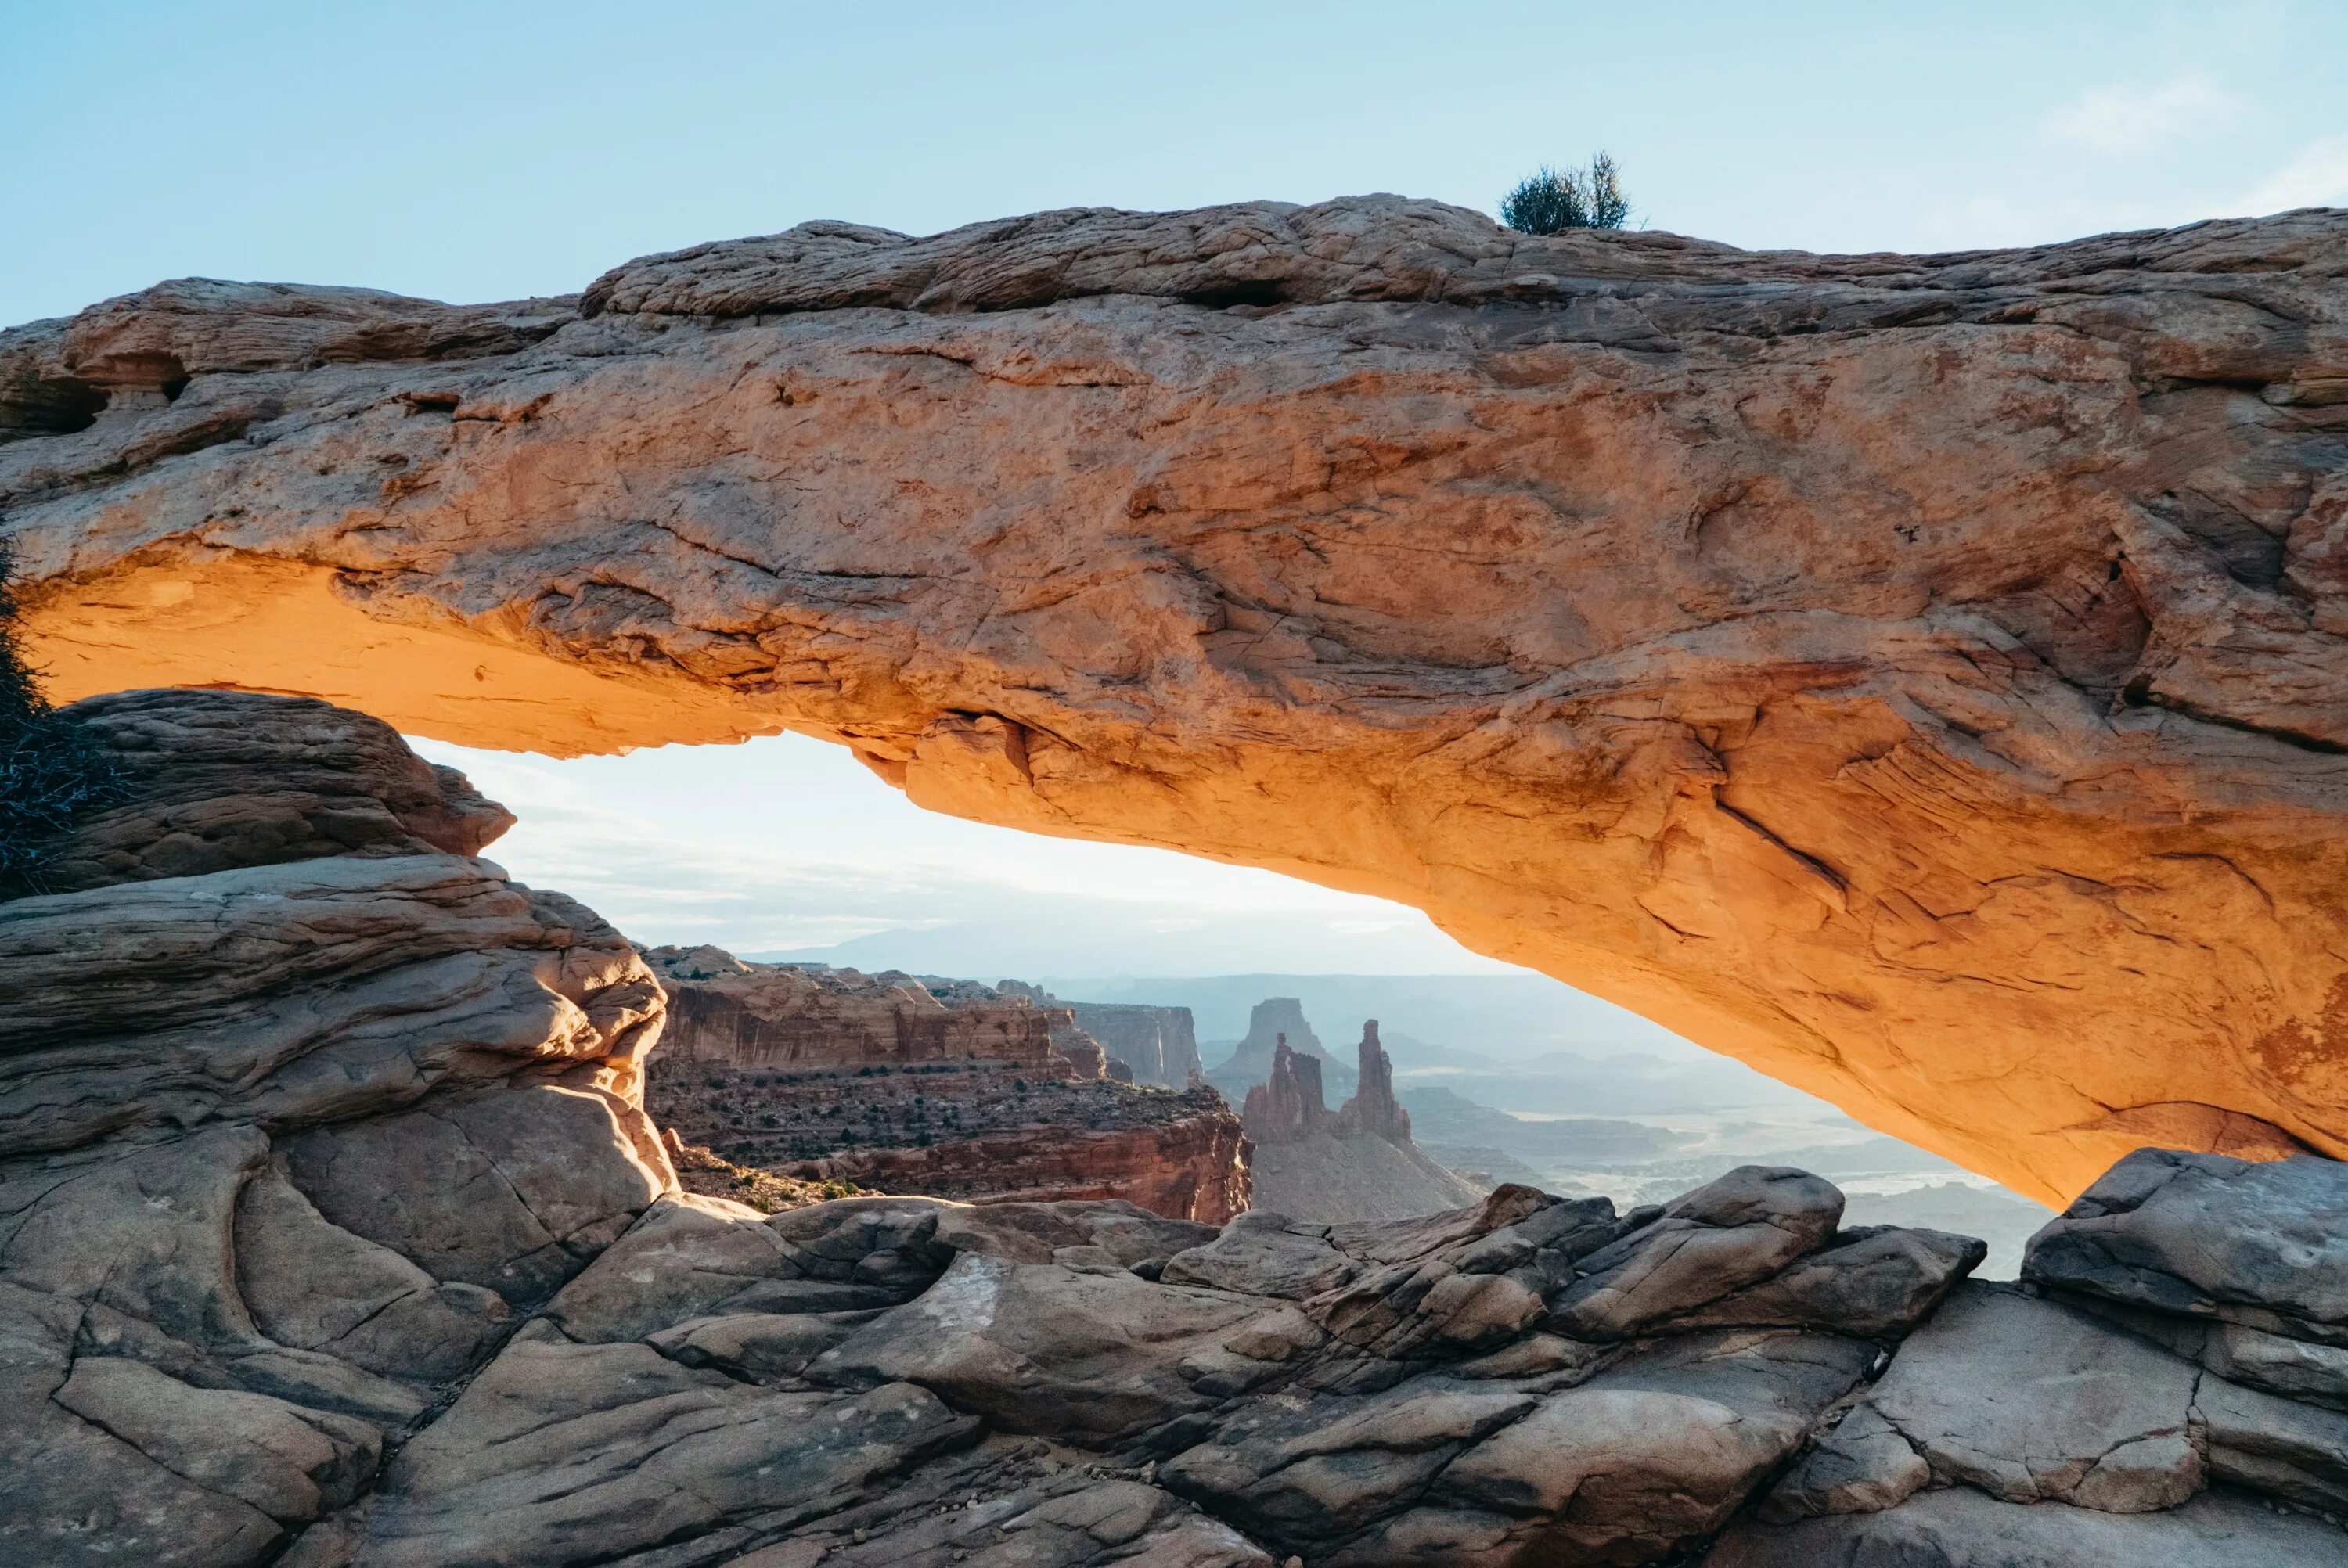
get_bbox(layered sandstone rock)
[1718,1146,2348,1562]
[30,687,513,895]
[643,946,1087,1074]
[645,946,1249,1223]
[0,691,676,1563]
[8,200,2348,1202]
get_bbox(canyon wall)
[646,948,1249,1223]
[643,946,1086,1074]
[1050,997,1204,1088]
[9,200,2348,1203]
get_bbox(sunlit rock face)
[6,199,2348,1203]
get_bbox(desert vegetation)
[1500,151,1630,232]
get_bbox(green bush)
[0,548,119,896]
[1500,152,1630,234]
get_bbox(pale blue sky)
[5,1,2343,325]
[10,2,2344,973]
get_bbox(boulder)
[1770,1284,2205,1514]
[2025,1148,2348,1347]
[1548,1165,1844,1338]
[1659,1225,1985,1337]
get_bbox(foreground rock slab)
[10,201,2348,1201]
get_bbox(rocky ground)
[10,690,2348,1566]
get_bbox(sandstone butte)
[6,196,2347,1207]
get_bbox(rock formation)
[1240,1034,1331,1142]
[1212,998,1356,1102]
[1332,1019,1411,1144]
[646,947,1250,1223]
[1716,1146,2348,1562]
[11,200,2347,1202]
[13,688,2348,1563]
[643,947,1089,1074]
[1244,1023,1487,1222]
[998,981,1205,1088]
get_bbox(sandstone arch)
[7,197,2346,1205]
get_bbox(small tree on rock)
[1500,152,1630,233]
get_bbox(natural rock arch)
[7,196,2346,1204]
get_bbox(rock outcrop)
[1212,998,1356,1102]
[1240,1034,1331,1142]
[644,946,1089,1074]
[1716,1146,2348,1562]
[16,692,2348,1564]
[646,947,1250,1223]
[1332,1019,1411,1144]
[0,690,675,1563]
[12,200,2348,1201]
[1244,1023,1487,1223]
[998,981,1205,1088]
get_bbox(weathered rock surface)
[31,687,513,895]
[0,691,675,1566]
[9,200,2348,1200]
[1735,1149,2348,1559]
[21,684,2348,1566]
[1715,1484,2348,1567]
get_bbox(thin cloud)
[2045,74,2241,152]
[2240,134,2348,214]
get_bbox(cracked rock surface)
[7,200,2348,1203]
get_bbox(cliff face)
[1064,999,1203,1088]
[778,1097,1251,1224]
[646,948,1248,1223]
[643,947,1086,1074]
[9,200,2348,1202]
